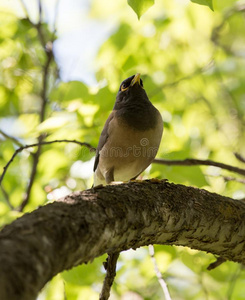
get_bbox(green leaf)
[127,0,155,19]
[190,0,214,11]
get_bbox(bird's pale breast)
[95,111,163,184]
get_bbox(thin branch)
[0,139,95,186]
[99,252,120,300]
[207,257,226,271]
[0,185,14,210]
[153,158,245,177]
[234,152,245,164]
[205,173,245,185]
[149,245,172,300]
[211,3,245,56]
[222,176,245,184]
[19,0,30,20]
[19,0,46,48]
[38,0,42,24]
[19,136,43,212]
[18,0,55,211]
[0,129,23,147]
[51,0,60,40]
[40,50,52,123]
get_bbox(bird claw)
[92,184,104,189]
[148,178,168,183]
[129,179,143,183]
[109,181,124,185]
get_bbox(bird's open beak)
[130,73,141,86]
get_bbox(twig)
[0,139,95,186]
[19,136,44,212]
[19,0,46,48]
[19,0,30,19]
[234,152,245,164]
[207,257,226,270]
[153,158,245,177]
[51,0,60,39]
[38,0,42,23]
[0,129,23,147]
[222,176,245,184]
[18,0,54,211]
[0,185,14,210]
[149,245,172,300]
[206,174,245,185]
[211,3,245,56]
[99,252,120,300]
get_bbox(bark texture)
[1,180,245,300]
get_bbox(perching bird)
[93,73,163,186]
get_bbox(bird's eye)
[140,79,143,87]
[121,83,128,92]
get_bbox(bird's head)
[114,74,150,110]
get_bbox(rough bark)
[1,180,245,300]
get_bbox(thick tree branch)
[1,180,245,300]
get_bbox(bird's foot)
[109,181,124,185]
[129,179,143,183]
[148,178,168,183]
[92,184,104,189]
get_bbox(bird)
[93,73,163,186]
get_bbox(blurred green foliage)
[0,0,245,299]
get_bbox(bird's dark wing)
[93,111,115,172]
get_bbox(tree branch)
[211,3,245,56]
[0,140,95,186]
[0,129,23,147]
[222,176,245,184]
[207,257,226,271]
[1,180,245,300]
[19,0,46,48]
[99,252,120,300]
[19,136,43,212]
[153,158,245,176]
[234,152,245,164]
[149,245,172,300]
[17,0,56,210]
[0,185,14,210]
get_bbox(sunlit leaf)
[127,0,155,19]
